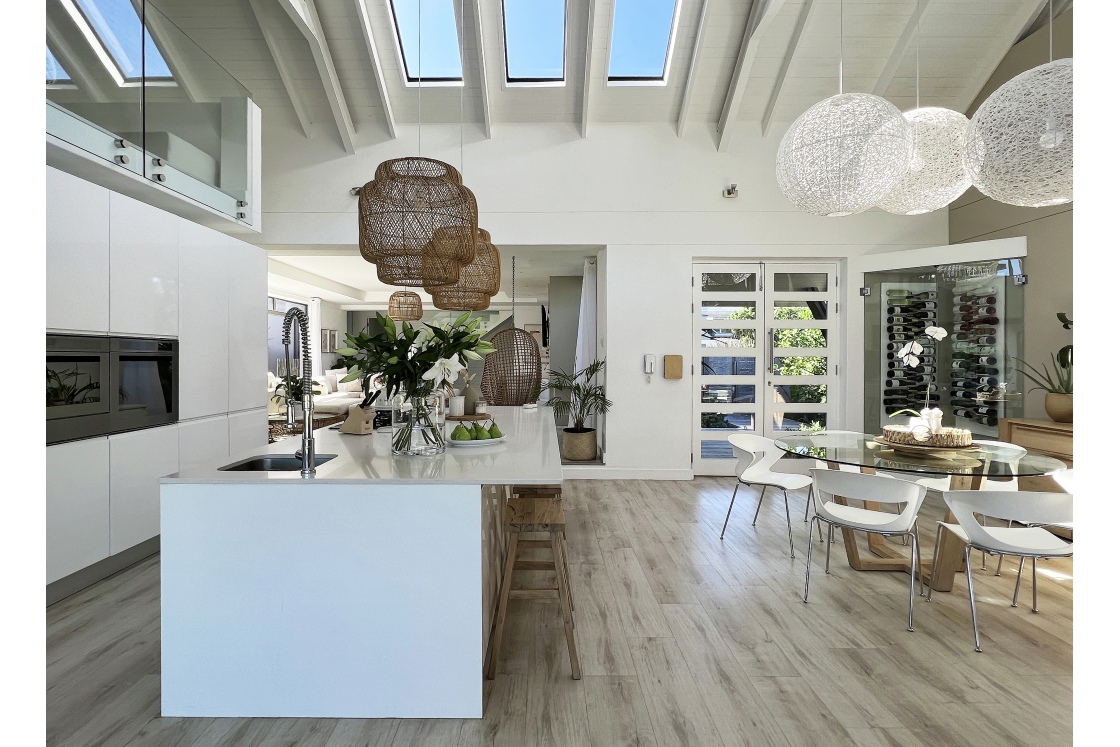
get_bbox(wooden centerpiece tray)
[447,414,492,422]
[872,436,981,458]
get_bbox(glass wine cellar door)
[693,263,838,476]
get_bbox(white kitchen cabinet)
[227,238,267,412]
[109,425,179,554]
[178,220,230,419]
[109,192,179,337]
[179,415,230,473]
[47,167,111,334]
[47,437,110,584]
[228,408,268,457]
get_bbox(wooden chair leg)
[558,531,575,614]
[551,531,581,680]
[486,531,520,680]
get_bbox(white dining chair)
[804,469,928,631]
[721,434,813,558]
[930,490,1073,652]
[794,430,866,524]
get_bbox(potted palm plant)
[546,360,612,461]
[1015,313,1072,423]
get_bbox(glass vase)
[392,394,446,456]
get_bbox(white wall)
[258,123,949,478]
[320,301,347,370]
[46,166,269,586]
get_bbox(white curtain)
[571,257,598,426]
[309,297,324,377]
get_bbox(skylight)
[46,46,71,83]
[502,0,565,84]
[389,0,464,85]
[608,0,681,84]
[71,0,173,81]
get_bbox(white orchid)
[924,326,947,341]
[896,340,923,367]
[422,357,466,389]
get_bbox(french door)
[693,262,838,476]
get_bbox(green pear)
[472,423,491,440]
[488,422,503,439]
[451,424,471,441]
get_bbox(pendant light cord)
[838,0,844,94]
[1048,0,1053,63]
[460,0,464,177]
[417,1,422,156]
[915,8,920,108]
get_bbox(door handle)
[767,328,774,375]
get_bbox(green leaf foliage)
[545,359,612,430]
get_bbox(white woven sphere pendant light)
[877,107,971,215]
[962,58,1072,207]
[776,93,914,217]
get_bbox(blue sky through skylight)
[74,0,172,80]
[503,0,565,82]
[47,46,71,82]
[390,0,464,82]
[608,0,679,80]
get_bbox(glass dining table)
[773,432,1068,592]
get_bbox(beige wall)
[949,9,1073,419]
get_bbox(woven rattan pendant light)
[387,290,424,321]
[428,228,501,311]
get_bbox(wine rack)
[948,283,1005,432]
[881,285,939,421]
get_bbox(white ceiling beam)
[760,0,815,137]
[276,0,357,153]
[354,0,398,139]
[248,0,313,138]
[716,0,789,152]
[676,0,711,137]
[871,0,930,98]
[955,0,1051,113]
[580,0,598,138]
[267,258,365,300]
[469,0,492,138]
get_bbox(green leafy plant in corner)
[1015,313,1072,394]
[545,360,613,432]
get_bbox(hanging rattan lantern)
[358,157,478,287]
[428,229,501,311]
[877,107,971,215]
[387,291,424,321]
[776,93,914,217]
[962,58,1072,207]
[480,328,541,406]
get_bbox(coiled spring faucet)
[281,307,316,478]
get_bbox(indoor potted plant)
[546,360,612,461]
[271,375,321,418]
[334,312,495,455]
[1015,313,1073,423]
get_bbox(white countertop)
[161,405,563,486]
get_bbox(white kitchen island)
[158,405,562,719]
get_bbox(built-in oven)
[47,334,178,445]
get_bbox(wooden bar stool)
[486,487,580,680]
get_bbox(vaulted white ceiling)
[149,0,1053,152]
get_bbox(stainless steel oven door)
[110,338,178,433]
[47,335,111,444]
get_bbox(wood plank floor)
[46,478,1073,747]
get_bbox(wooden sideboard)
[998,417,1072,496]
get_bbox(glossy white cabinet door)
[179,415,230,473]
[109,425,179,554]
[109,192,179,337]
[47,167,111,333]
[228,408,268,458]
[179,220,230,419]
[228,238,267,412]
[47,437,111,584]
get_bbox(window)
[46,46,71,83]
[502,0,565,84]
[65,0,173,83]
[389,0,464,85]
[608,0,681,84]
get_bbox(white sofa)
[267,369,364,416]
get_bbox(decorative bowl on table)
[880,424,973,448]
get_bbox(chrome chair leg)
[964,546,983,652]
[803,517,816,603]
[781,489,795,558]
[1032,556,1039,613]
[994,519,1012,575]
[825,524,833,573]
[1012,556,1026,607]
[720,482,740,540]
[913,531,926,599]
[751,484,767,526]
[927,523,944,603]
[804,485,812,522]
[908,532,918,632]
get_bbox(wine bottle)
[950,390,977,399]
[973,335,996,345]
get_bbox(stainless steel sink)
[219,454,337,472]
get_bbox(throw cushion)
[312,376,329,395]
[325,368,349,393]
[337,375,363,393]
